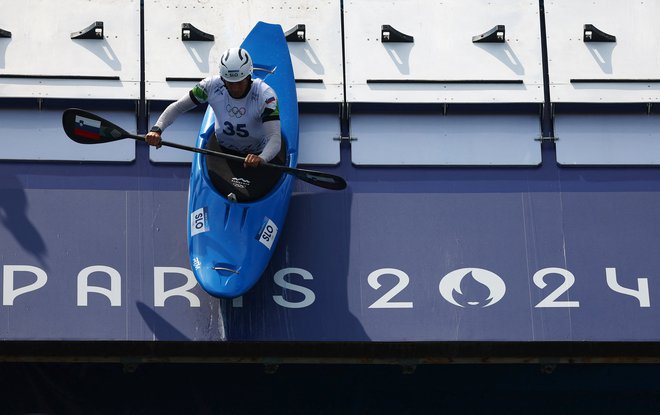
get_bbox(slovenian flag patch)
[74,115,102,140]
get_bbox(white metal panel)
[0,0,140,99]
[545,1,660,103]
[556,114,660,165]
[351,114,541,165]
[299,113,340,165]
[144,0,343,103]
[149,110,203,163]
[0,110,135,162]
[343,0,544,103]
[149,112,340,165]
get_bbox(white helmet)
[219,47,253,82]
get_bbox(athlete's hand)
[244,154,264,168]
[145,131,162,148]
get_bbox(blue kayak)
[187,22,299,298]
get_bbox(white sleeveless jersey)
[191,77,280,154]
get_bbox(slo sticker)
[257,217,278,250]
[190,207,209,236]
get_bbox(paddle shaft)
[61,108,347,190]
[132,133,253,164]
[131,133,344,187]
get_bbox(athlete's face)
[224,77,251,98]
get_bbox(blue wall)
[2,141,660,341]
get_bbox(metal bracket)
[285,24,306,42]
[472,25,506,43]
[71,21,104,40]
[535,136,559,142]
[583,24,616,42]
[181,23,214,42]
[381,25,414,43]
[334,103,356,142]
[333,135,357,142]
[0,28,11,38]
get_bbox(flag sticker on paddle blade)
[257,217,278,250]
[191,207,210,236]
[74,115,102,140]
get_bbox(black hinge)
[181,23,214,41]
[472,25,506,43]
[583,24,616,42]
[71,21,104,39]
[381,25,414,43]
[285,24,306,42]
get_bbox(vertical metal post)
[538,0,554,141]
[137,0,148,135]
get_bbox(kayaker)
[145,47,281,169]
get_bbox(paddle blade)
[62,108,130,144]
[293,168,347,190]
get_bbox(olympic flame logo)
[439,268,506,308]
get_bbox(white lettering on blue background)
[2,265,47,306]
[368,268,413,309]
[77,265,122,306]
[154,267,201,308]
[533,267,580,308]
[605,267,650,307]
[0,265,654,309]
[273,267,316,309]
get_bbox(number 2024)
[367,267,651,309]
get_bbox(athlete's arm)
[154,93,199,131]
[257,120,282,163]
[145,93,198,148]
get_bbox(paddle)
[61,108,347,190]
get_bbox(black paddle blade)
[62,108,130,144]
[294,168,347,190]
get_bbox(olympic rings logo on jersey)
[226,105,247,118]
